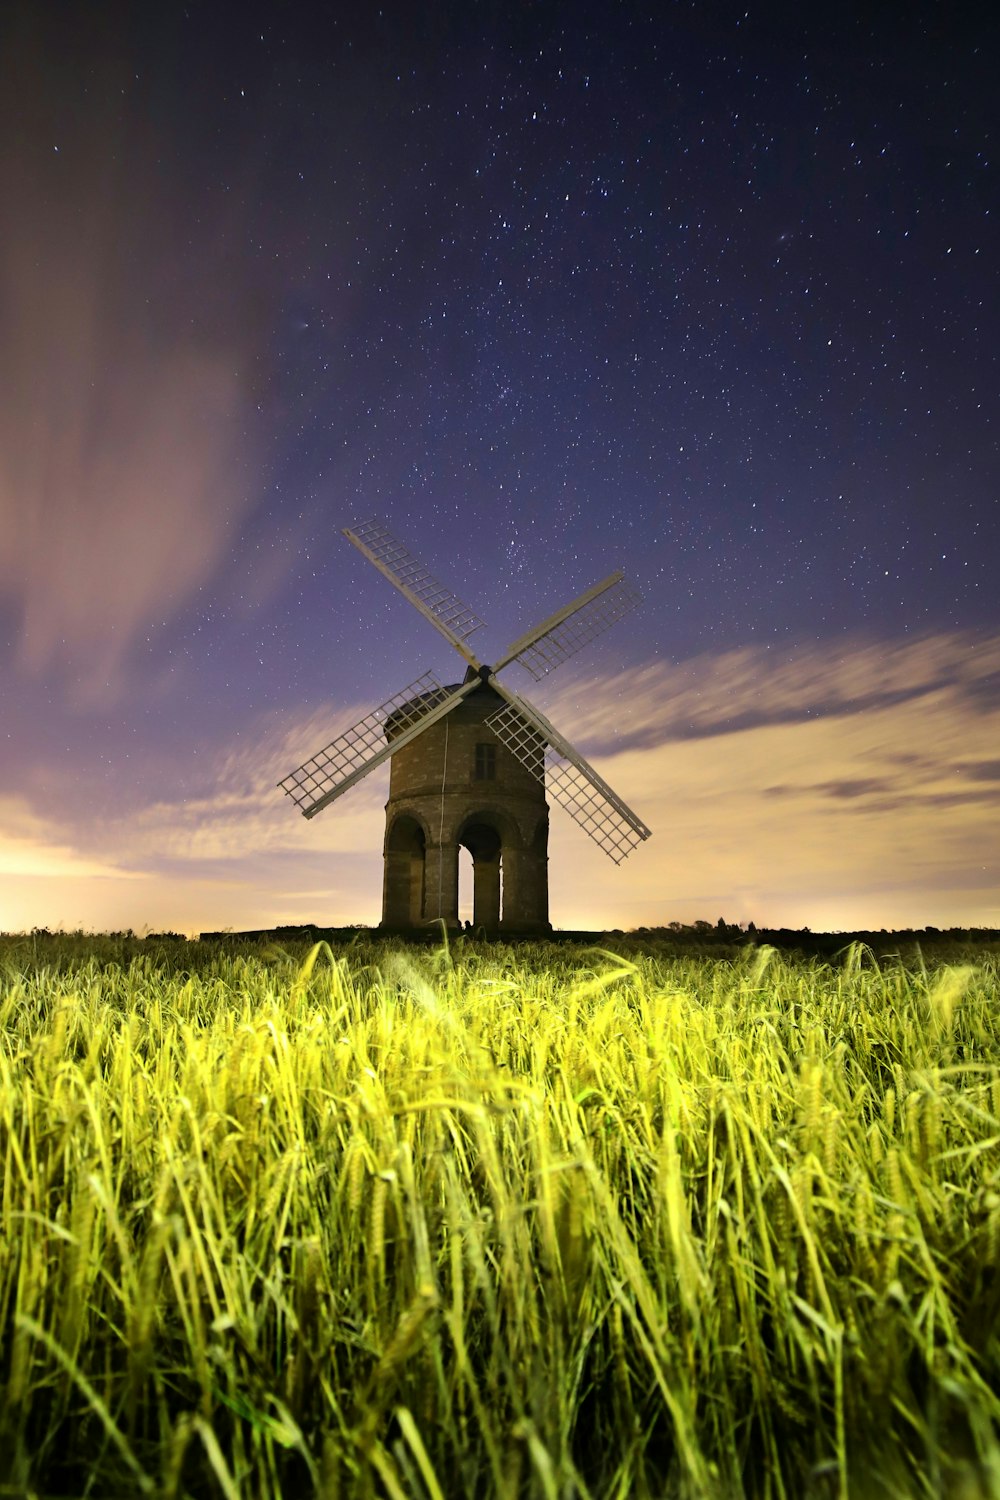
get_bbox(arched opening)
[457,818,503,933]
[458,846,474,926]
[383,814,426,928]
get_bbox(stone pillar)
[472,852,501,932]
[422,841,459,926]
[410,849,426,922]
[500,830,550,933]
[382,847,413,927]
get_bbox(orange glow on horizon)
[2,631,997,938]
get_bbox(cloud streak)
[0,10,270,698]
[127,703,391,865]
[540,631,1000,752]
[541,631,1000,931]
[0,797,147,882]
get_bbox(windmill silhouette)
[279,520,651,932]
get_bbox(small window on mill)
[474,742,496,781]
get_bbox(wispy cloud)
[539,631,1000,752]
[541,631,1000,931]
[127,702,390,865]
[0,12,271,699]
[0,698,389,932]
[0,797,147,882]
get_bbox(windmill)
[278,520,651,932]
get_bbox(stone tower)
[381,675,550,934]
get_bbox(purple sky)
[2,1,997,934]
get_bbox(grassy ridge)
[1,935,999,1497]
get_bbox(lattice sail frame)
[345,519,486,643]
[278,672,456,817]
[486,699,651,864]
[508,577,644,681]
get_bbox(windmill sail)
[494,573,643,681]
[486,685,651,863]
[278,673,477,819]
[344,519,486,668]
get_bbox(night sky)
[1,1,997,935]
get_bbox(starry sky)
[1,0,997,935]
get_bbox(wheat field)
[1,932,999,1498]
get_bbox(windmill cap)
[383,677,508,738]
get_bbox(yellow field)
[1,933,999,1497]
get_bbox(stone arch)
[453,803,522,849]
[455,809,511,933]
[382,811,429,928]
